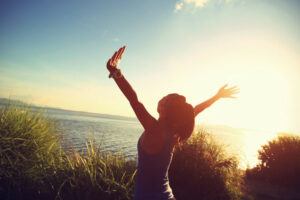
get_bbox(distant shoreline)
[0,97,137,122]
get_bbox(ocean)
[43,107,279,169]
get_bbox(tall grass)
[0,106,136,200]
[0,105,243,200]
[0,106,62,183]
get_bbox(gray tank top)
[134,132,175,200]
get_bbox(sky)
[1,0,300,133]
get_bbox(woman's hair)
[157,93,195,142]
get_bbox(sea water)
[47,109,277,169]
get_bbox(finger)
[109,59,115,66]
[228,91,239,96]
[115,46,124,59]
[119,46,126,56]
[228,88,239,94]
[119,46,126,59]
[220,84,228,90]
[111,51,118,64]
[116,46,126,60]
[115,47,123,61]
[111,51,118,59]
[112,48,124,67]
[229,88,240,93]
[109,59,117,68]
[231,88,240,93]
[227,86,238,90]
[109,58,113,66]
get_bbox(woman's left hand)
[216,84,239,99]
[106,46,126,72]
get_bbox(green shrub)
[52,141,136,200]
[0,105,62,180]
[169,130,243,200]
[0,106,242,200]
[0,106,136,200]
[246,134,300,188]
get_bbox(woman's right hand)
[106,46,126,72]
[216,84,239,99]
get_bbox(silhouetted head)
[157,93,195,142]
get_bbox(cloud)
[185,0,209,7]
[175,2,184,11]
[174,0,233,12]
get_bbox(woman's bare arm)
[106,47,156,130]
[194,84,239,117]
[194,95,219,116]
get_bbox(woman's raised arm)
[106,46,156,130]
[194,84,239,117]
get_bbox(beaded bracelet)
[109,69,123,79]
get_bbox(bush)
[169,130,243,200]
[52,141,136,200]
[0,106,136,200]
[0,105,62,184]
[0,106,242,200]
[246,134,300,188]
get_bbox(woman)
[106,46,239,200]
